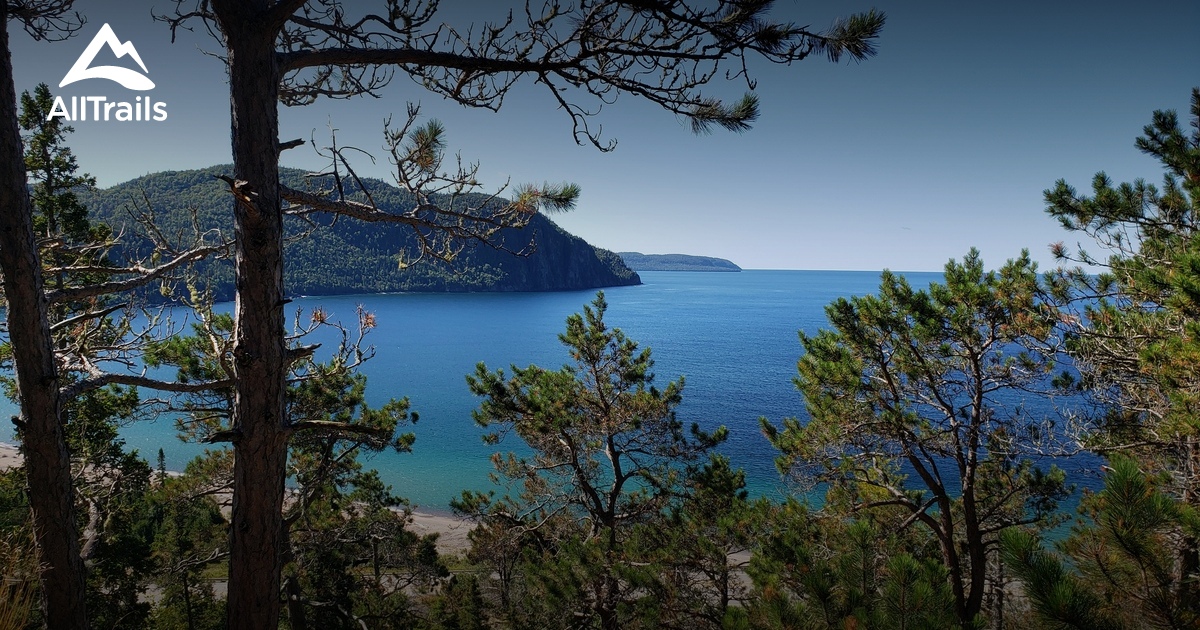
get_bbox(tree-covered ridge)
[80,166,640,300]
[618,252,741,272]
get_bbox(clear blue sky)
[8,1,1198,271]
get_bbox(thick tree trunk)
[0,5,88,628]
[963,493,986,625]
[216,4,290,629]
[937,507,970,627]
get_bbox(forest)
[0,1,1197,629]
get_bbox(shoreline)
[0,442,473,556]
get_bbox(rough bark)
[964,489,987,624]
[0,3,88,627]
[213,4,291,628]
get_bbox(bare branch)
[46,243,226,304]
[63,371,232,400]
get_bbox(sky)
[7,1,1198,271]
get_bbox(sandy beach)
[0,442,20,473]
[0,441,473,556]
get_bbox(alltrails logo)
[48,23,167,122]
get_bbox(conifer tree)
[1043,88,1200,590]
[149,471,227,630]
[636,454,759,628]
[0,5,89,623]
[459,292,726,629]
[0,67,221,627]
[2,82,223,628]
[1002,457,1200,630]
[763,250,1069,627]
[145,305,446,628]
[736,505,960,630]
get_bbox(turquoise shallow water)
[1,270,1099,513]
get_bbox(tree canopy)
[764,249,1069,626]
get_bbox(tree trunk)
[1180,435,1200,607]
[0,5,88,628]
[284,574,309,630]
[937,508,969,627]
[596,575,620,630]
[963,494,986,625]
[215,4,290,629]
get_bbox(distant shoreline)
[618,252,741,272]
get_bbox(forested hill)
[619,252,741,272]
[82,166,640,300]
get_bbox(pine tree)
[763,250,1070,627]
[149,470,227,630]
[3,80,188,629]
[0,10,90,619]
[145,304,445,628]
[458,292,726,629]
[1043,87,1200,594]
[1002,456,1200,630]
[735,502,959,630]
[635,454,759,629]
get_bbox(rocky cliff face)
[82,166,640,299]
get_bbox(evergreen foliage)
[1,82,165,629]
[457,293,728,629]
[1003,457,1200,630]
[18,83,96,247]
[141,298,450,628]
[737,503,960,630]
[634,454,759,627]
[763,249,1070,626]
[1041,87,1200,621]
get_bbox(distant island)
[82,166,640,298]
[618,252,741,272]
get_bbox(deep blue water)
[1,270,1099,513]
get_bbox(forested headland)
[82,167,641,299]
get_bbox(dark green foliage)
[1000,529,1121,630]
[421,575,491,630]
[0,390,160,630]
[149,476,227,630]
[2,84,163,630]
[70,388,157,630]
[143,298,448,628]
[18,83,97,245]
[458,292,727,629]
[0,468,27,531]
[16,83,112,315]
[763,249,1069,626]
[1003,457,1200,630]
[635,454,758,628]
[1040,88,1200,628]
[1043,88,1200,499]
[737,502,960,630]
[79,167,639,300]
[283,365,447,629]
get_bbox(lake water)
[1,270,1099,513]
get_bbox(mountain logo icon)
[59,23,154,91]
